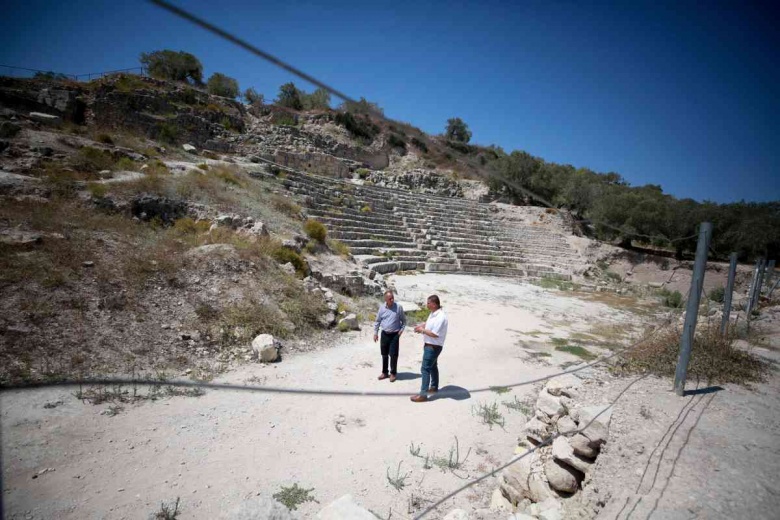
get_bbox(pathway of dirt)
[3,274,776,520]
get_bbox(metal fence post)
[752,258,766,310]
[674,222,712,396]
[764,259,775,294]
[745,260,761,323]
[721,252,738,336]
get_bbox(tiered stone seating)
[254,169,582,280]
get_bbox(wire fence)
[0,64,145,82]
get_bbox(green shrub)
[327,239,350,257]
[71,146,116,172]
[411,137,428,153]
[708,286,725,303]
[303,219,327,243]
[96,133,114,145]
[206,72,239,98]
[360,205,372,213]
[271,246,307,277]
[355,168,370,179]
[658,289,685,308]
[334,111,378,142]
[387,133,406,150]
[140,50,203,84]
[157,122,180,144]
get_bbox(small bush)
[472,402,505,430]
[334,111,378,142]
[303,219,327,243]
[273,483,317,511]
[708,286,726,303]
[355,168,370,179]
[328,239,350,257]
[157,122,180,144]
[658,289,685,308]
[87,182,108,198]
[411,137,428,153]
[360,205,372,213]
[555,345,597,361]
[96,133,114,145]
[387,133,406,150]
[197,163,209,170]
[71,146,116,172]
[271,246,307,277]
[206,72,239,98]
[271,195,302,217]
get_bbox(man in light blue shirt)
[373,290,406,382]
[411,294,448,402]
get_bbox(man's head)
[426,294,441,311]
[384,290,395,306]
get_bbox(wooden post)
[721,252,738,336]
[674,222,712,396]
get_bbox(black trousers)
[380,330,401,375]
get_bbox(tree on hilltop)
[275,82,303,110]
[206,72,239,98]
[243,87,264,106]
[140,50,203,84]
[445,117,472,143]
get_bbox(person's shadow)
[394,372,421,381]
[428,385,471,401]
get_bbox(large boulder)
[551,437,593,474]
[577,405,612,446]
[500,450,557,505]
[251,334,279,362]
[317,495,374,520]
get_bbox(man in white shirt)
[411,294,448,403]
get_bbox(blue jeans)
[420,345,442,394]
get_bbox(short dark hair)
[427,294,441,308]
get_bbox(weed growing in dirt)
[616,323,769,385]
[656,288,685,308]
[536,276,578,291]
[150,497,180,519]
[555,345,597,361]
[327,238,350,257]
[431,436,471,472]
[503,395,532,415]
[550,337,568,347]
[386,462,410,491]
[409,441,423,457]
[273,483,318,510]
[490,386,511,394]
[472,402,505,430]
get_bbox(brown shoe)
[389,374,397,382]
[410,395,428,403]
[378,373,389,380]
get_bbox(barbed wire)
[146,0,709,250]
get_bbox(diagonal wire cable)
[147,0,704,248]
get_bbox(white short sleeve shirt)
[424,309,448,347]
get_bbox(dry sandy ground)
[1,274,777,520]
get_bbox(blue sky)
[3,0,778,203]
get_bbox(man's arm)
[373,306,382,341]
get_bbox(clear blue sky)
[3,0,778,204]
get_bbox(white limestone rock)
[569,433,600,458]
[578,405,612,446]
[544,374,582,397]
[317,494,374,520]
[522,416,550,444]
[339,313,360,331]
[182,143,197,152]
[490,488,513,513]
[544,458,581,493]
[552,436,593,474]
[443,509,469,520]
[556,415,578,435]
[223,497,294,519]
[536,389,564,417]
[251,334,279,362]
[501,450,557,504]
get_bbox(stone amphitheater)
[257,166,585,280]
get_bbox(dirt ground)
[2,273,778,519]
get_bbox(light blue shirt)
[374,302,406,334]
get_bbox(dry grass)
[615,323,770,385]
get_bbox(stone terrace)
[257,169,583,280]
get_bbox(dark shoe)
[410,395,428,403]
[389,374,397,382]
[427,387,438,394]
[378,373,389,380]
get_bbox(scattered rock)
[251,334,279,363]
[182,143,197,152]
[280,262,296,276]
[522,416,551,443]
[29,112,61,124]
[544,374,582,397]
[489,488,512,512]
[556,415,578,435]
